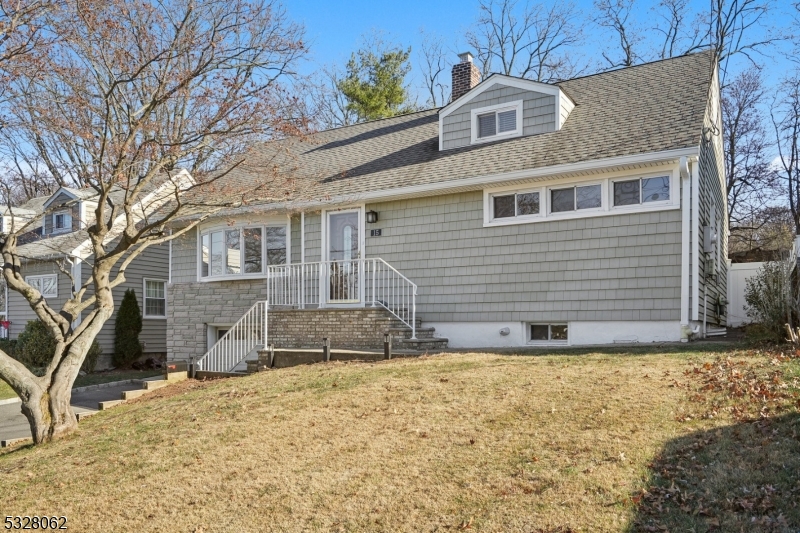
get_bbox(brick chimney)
[451,52,480,102]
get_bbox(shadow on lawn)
[629,412,800,533]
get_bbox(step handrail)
[266,258,417,339]
[195,300,268,373]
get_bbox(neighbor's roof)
[184,51,715,213]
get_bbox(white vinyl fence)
[727,262,764,327]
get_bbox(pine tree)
[337,43,415,122]
[113,288,143,368]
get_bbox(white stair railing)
[196,300,268,373]
[267,258,417,338]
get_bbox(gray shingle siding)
[7,261,74,339]
[168,188,681,332]
[441,84,556,150]
[362,191,681,322]
[171,229,197,284]
[6,244,168,364]
[694,68,727,326]
[80,245,169,356]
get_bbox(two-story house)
[166,51,728,372]
[1,186,172,369]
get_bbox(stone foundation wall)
[167,281,400,361]
[268,308,397,350]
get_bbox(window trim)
[142,278,167,319]
[25,274,58,298]
[488,187,544,223]
[51,210,72,234]
[470,100,523,145]
[483,167,679,228]
[610,175,673,211]
[546,181,605,216]
[197,219,290,282]
[527,323,569,345]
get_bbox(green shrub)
[744,261,794,342]
[0,338,17,358]
[15,320,102,373]
[82,340,102,373]
[113,288,143,368]
[16,320,57,368]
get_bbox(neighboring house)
[167,51,728,370]
[1,185,174,369]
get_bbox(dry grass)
[1,347,798,532]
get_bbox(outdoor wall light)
[365,210,379,223]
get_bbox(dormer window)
[52,211,71,233]
[470,101,523,144]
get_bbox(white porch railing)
[267,258,417,339]
[196,300,268,373]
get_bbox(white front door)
[325,209,363,304]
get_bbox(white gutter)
[292,146,702,210]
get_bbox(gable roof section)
[184,51,716,212]
[438,73,570,119]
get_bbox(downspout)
[679,156,692,342]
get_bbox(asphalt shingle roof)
[194,51,714,210]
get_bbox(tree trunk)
[21,386,78,444]
[17,342,88,444]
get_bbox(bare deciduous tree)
[466,0,583,83]
[0,0,307,444]
[772,73,800,234]
[708,0,781,86]
[594,0,641,68]
[651,0,704,60]
[417,31,450,108]
[301,65,357,130]
[723,68,780,236]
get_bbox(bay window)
[200,224,286,280]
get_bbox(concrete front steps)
[97,371,187,410]
[386,322,449,352]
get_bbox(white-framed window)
[52,210,72,233]
[26,274,58,298]
[470,100,523,144]
[489,188,542,222]
[611,176,671,208]
[483,169,679,228]
[143,279,167,318]
[548,182,603,214]
[199,223,287,280]
[528,323,568,344]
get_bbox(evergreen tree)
[337,43,416,122]
[113,289,143,368]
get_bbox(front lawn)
[1,345,798,532]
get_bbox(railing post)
[371,259,377,306]
[411,288,417,340]
[263,300,268,348]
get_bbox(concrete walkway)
[0,382,144,444]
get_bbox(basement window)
[528,323,568,344]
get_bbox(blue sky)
[286,0,796,103]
